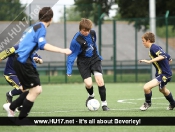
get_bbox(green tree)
[60,6,83,22]
[116,0,175,31]
[0,0,27,21]
[73,0,175,30]
[74,0,116,25]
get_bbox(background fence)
[0,3,175,84]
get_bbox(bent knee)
[31,85,42,95]
[85,84,93,89]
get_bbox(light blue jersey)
[15,22,47,67]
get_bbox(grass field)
[0,83,175,132]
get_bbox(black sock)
[165,92,175,106]
[145,91,152,104]
[10,89,23,96]
[98,85,106,101]
[10,91,29,111]
[86,86,94,96]
[18,99,34,119]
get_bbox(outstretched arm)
[43,43,72,55]
[139,55,165,64]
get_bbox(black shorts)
[77,60,103,79]
[13,57,40,90]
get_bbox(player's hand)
[139,60,151,64]
[64,49,72,55]
[33,57,43,64]
[169,59,172,64]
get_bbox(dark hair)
[39,7,53,22]
[142,32,155,43]
[79,18,92,31]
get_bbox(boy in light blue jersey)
[3,7,71,118]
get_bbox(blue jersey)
[67,30,102,75]
[15,22,47,67]
[149,44,172,77]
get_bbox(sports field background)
[0,83,175,132]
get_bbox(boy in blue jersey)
[3,7,71,118]
[0,44,43,107]
[139,32,175,111]
[67,18,109,111]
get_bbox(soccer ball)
[87,99,100,111]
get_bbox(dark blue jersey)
[15,22,47,67]
[67,30,102,75]
[149,44,172,77]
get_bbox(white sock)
[9,91,12,96]
[89,93,95,97]
[101,101,107,106]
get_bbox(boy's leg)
[3,91,29,117]
[4,75,22,103]
[94,73,109,111]
[19,85,42,119]
[84,77,95,106]
[140,78,159,111]
[6,89,23,103]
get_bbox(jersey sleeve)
[0,47,15,60]
[66,40,81,75]
[36,28,47,50]
[33,52,42,59]
[151,45,167,58]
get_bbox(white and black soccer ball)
[87,99,100,111]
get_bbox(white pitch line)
[117,97,165,104]
[0,106,166,116]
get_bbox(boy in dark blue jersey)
[67,18,109,111]
[139,32,175,111]
[3,7,71,118]
[0,44,43,111]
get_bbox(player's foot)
[102,105,110,111]
[140,102,151,111]
[6,92,12,103]
[3,103,15,117]
[167,104,175,110]
[86,96,94,107]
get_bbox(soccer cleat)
[3,103,15,117]
[6,92,12,103]
[167,104,175,110]
[140,102,151,111]
[86,96,94,107]
[102,105,110,111]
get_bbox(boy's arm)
[43,43,71,55]
[0,47,15,61]
[67,41,81,76]
[140,55,165,64]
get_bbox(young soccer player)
[139,32,175,111]
[0,44,43,110]
[66,18,109,111]
[3,7,71,118]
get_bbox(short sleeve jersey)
[15,22,46,67]
[149,44,172,76]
